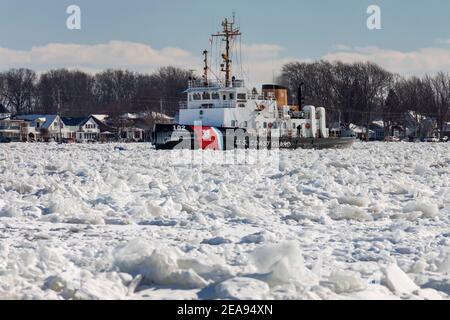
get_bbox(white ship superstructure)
[180,81,328,139]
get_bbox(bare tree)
[0,69,37,114]
[37,69,95,116]
[383,88,401,137]
[352,62,393,140]
[429,72,450,138]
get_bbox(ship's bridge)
[181,79,271,110]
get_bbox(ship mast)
[212,15,241,87]
[202,49,209,86]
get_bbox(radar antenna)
[212,16,241,87]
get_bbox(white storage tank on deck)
[303,105,316,138]
[316,107,328,138]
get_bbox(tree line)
[1,61,450,138]
[279,61,450,139]
[0,67,191,118]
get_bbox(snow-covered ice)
[1,142,450,300]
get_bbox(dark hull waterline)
[153,124,356,150]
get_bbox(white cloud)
[323,46,450,76]
[240,43,285,59]
[6,40,450,86]
[0,41,196,72]
[0,41,292,86]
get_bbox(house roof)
[0,104,10,114]
[90,116,118,133]
[14,114,58,129]
[61,117,89,126]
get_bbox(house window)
[263,122,267,129]
[223,95,227,100]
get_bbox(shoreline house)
[0,104,11,120]
[0,118,28,142]
[443,123,450,138]
[2,111,170,143]
[62,115,118,142]
[13,114,68,142]
[62,116,100,142]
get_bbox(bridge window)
[223,95,227,100]
[211,93,220,100]
[193,93,201,100]
[263,122,267,129]
[231,120,236,127]
[237,93,246,100]
[243,121,248,128]
[238,103,245,108]
[229,93,234,100]
[202,92,210,100]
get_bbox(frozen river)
[1,142,450,299]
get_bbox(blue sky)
[1,0,450,85]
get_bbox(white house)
[61,116,101,142]
[77,117,100,142]
[14,114,69,142]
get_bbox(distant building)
[119,127,145,142]
[0,118,28,142]
[443,123,450,138]
[369,122,385,141]
[0,104,11,120]
[61,116,101,142]
[14,114,66,142]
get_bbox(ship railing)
[289,111,310,119]
[179,101,235,110]
[248,94,265,100]
[188,80,222,88]
[231,79,245,88]
[187,79,246,89]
